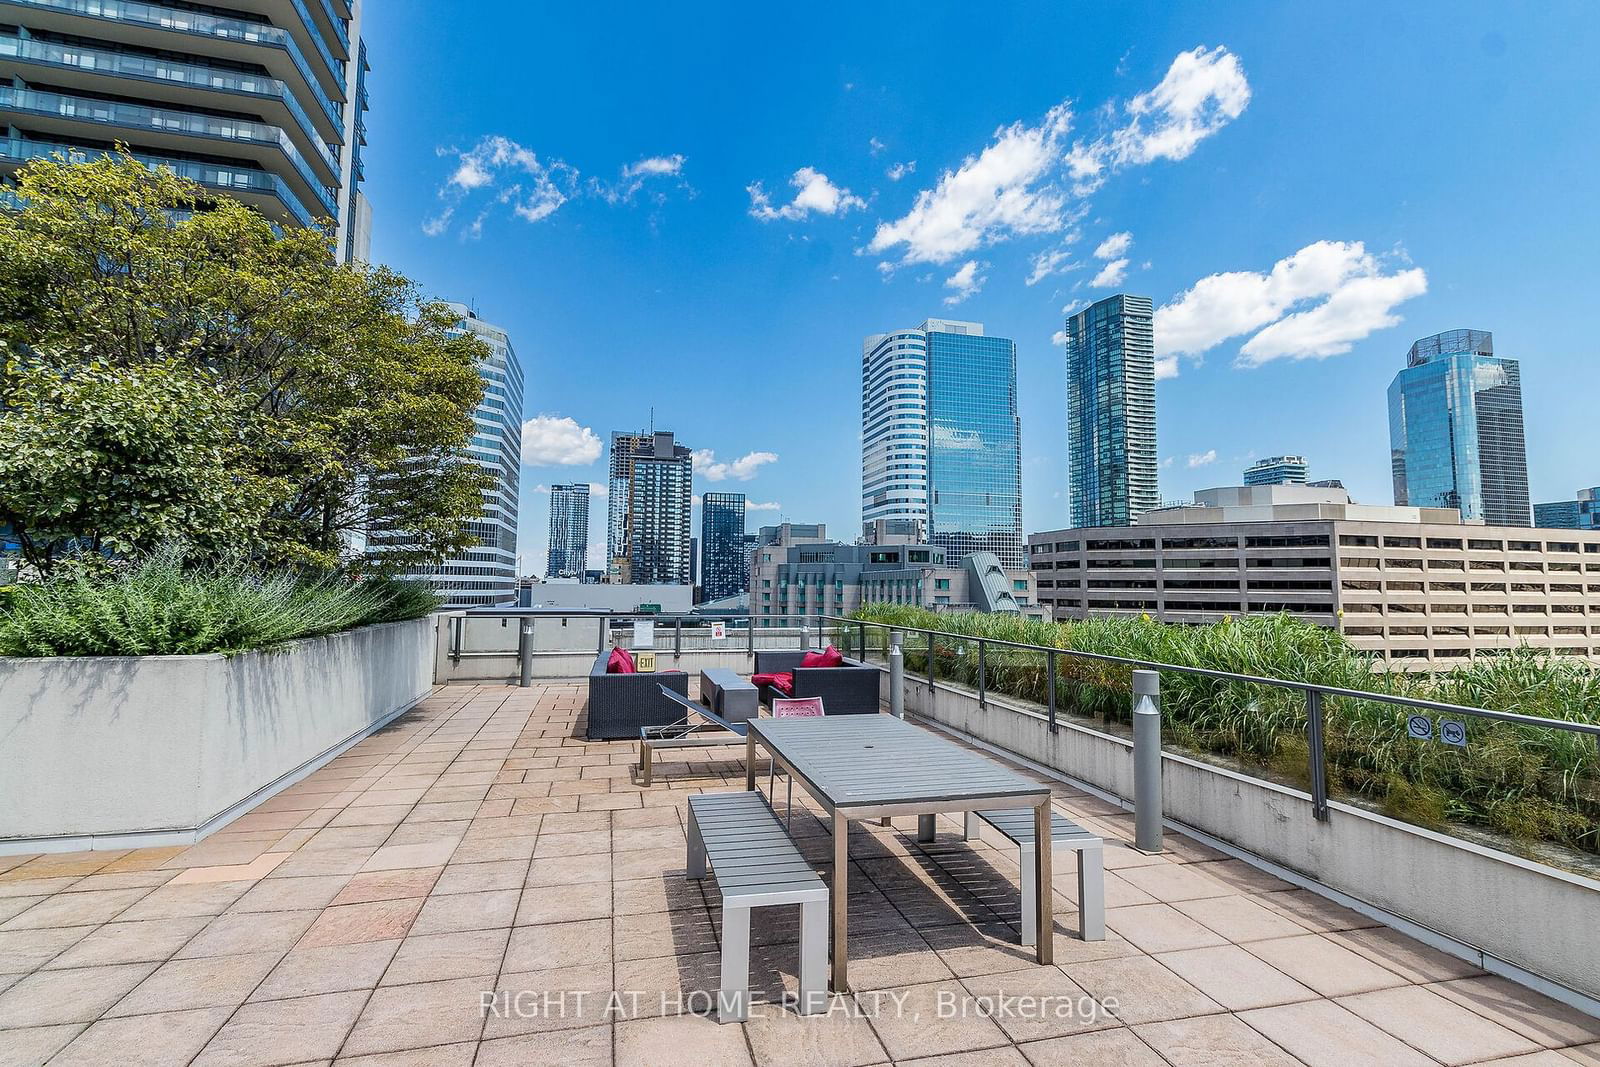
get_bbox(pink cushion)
[773,697,825,718]
[751,672,794,695]
[801,645,844,669]
[606,647,636,674]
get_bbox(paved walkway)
[1,683,1597,1066]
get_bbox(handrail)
[819,613,1600,739]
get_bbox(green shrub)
[850,606,1600,855]
[0,546,441,657]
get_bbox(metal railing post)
[801,623,809,651]
[1132,670,1163,853]
[1046,650,1058,732]
[674,617,682,659]
[977,639,987,710]
[450,615,463,665]
[889,632,904,719]
[747,616,755,655]
[597,617,607,652]
[517,617,534,688]
[858,621,867,662]
[1307,689,1330,822]
[927,631,936,699]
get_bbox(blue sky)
[362,1,1600,573]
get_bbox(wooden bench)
[687,791,828,1022]
[964,808,1104,945]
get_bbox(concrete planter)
[0,615,438,854]
[888,672,1600,1007]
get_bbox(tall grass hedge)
[847,605,1600,855]
[0,547,441,657]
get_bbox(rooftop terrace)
[2,681,1596,1066]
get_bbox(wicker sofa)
[585,652,690,741]
[752,650,880,715]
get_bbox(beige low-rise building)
[1029,486,1600,666]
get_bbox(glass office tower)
[1064,294,1159,527]
[0,0,371,262]
[1534,488,1599,530]
[546,484,590,579]
[861,330,930,534]
[1388,330,1531,527]
[699,492,748,602]
[860,320,1022,568]
[385,303,523,606]
[924,320,1024,568]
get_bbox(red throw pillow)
[752,672,794,695]
[801,644,844,668]
[607,647,636,674]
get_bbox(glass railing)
[11,0,345,119]
[2,136,321,228]
[0,85,336,212]
[0,33,331,154]
[304,0,350,56]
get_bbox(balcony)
[0,31,335,159]
[0,0,347,119]
[2,135,321,228]
[0,85,337,214]
[0,612,1594,1063]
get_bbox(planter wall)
[0,615,437,854]
[888,672,1600,1007]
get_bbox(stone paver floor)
[2,683,1598,1066]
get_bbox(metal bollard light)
[518,617,534,688]
[1132,669,1163,852]
[801,624,810,651]
[889,632,905,719]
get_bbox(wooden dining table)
[744,714,1055,991]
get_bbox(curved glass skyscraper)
[861,319,1023,568]
[1064,294,1159,528]
[1388,330,1531,527]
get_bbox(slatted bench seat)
[964,808,1104,945]
[687,791,828,1022]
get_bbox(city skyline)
[353,2,1598,573]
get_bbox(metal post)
[1132,670,1163,853]
[747,615,755,655]
[1046,650,1058,732]
[674,617,683,658]
[889,632,904,719]
[858,621,867,662]
[800,623,809,651]
[597,616,607,652]
[977,639,987,709]
[1307,689,1330,822]
[927,632,936,691]
[517,617,534,688]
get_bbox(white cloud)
[1089,258,1129,288]
[747,168,866,221]
[692,449,779,482]
[746,500,782,512]
[868,105,1073,266]
[886,160,916,182]
[868,46,1246,276]
[530,481,607,497]
[521,415,602,466]
[1026,246,1079,286]
[869,137,887,156]
[1068,46,1251,190]
[591,153,690,204]
[425,136,577,238]
[1093,231,1133,260]
[1154,240,1428,373]
[1155,355,1180,380]
[1186,449,1217,468]
[1050,328,1068,347]
[942,260,986,305]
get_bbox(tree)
[0,151,491,572]
[0,352,279,572]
